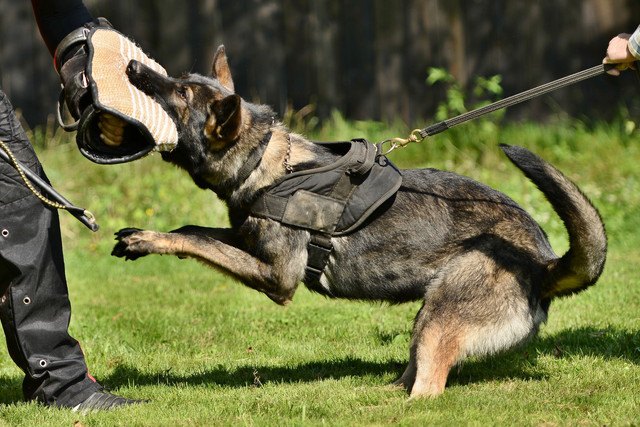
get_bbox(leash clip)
[379,129,425,155]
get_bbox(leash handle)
[0,141,99,232]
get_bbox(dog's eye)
[176,86,190,101]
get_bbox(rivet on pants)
[23,296,31,305]
[1,229,8,238]
[39,359,47,368]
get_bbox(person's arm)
[603,25,640,76]
[31,0,93,57]
[628,25,640,60]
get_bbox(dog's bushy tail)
[500,144,607,299]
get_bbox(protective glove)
[54,17,112,128]
[53,20,177,164]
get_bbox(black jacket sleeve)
[31,0,93,56]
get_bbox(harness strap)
[346,138,377,175]
[304,234,334,286]
[251,191,338,287]
[251,193,288,221]
[253,191,346,233]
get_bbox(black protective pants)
[0,90,100,407]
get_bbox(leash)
[0,139,99,232]
[380,63,615,154]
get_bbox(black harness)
[249,138,402,288]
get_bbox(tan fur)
[243,131,319,191]
[411,323,463,398]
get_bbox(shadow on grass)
[536,325,640,362]
[99,326,639,391]
[449,325,640,387]
[1,326,637,405]
[104,357,406,390]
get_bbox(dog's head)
[126,45,275,191]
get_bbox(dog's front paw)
[112,228,154,261]
[114,227,144,240]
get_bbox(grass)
[0,116,639,426]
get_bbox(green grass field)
[1,117,639,426]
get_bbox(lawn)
[0,117,638,426]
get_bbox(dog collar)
[235,131,272,184]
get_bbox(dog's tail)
[500,144,607,299]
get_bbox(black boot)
[71,389,145,413]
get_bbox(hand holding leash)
[603,31,639,76]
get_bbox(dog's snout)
[126,60,157,95]
[126,60,143,77]
[125,60,170,98]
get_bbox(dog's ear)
[204,94,242,148]
[211,45,235,93]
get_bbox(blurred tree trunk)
[308,0,338,118]
[373,0,408,122]
[337,0,376,120]
[0,0,636,128]
[446,0,467,86]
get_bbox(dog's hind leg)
[408,251,544,398]
[393,346,417,391]
[409,311,463,398]
[393,284,462,396]
[395,295,466,395]
[393,302,426,391]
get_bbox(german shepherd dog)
[112,46,607,398]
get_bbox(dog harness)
[250,139,402,289]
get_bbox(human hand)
[603,33,636,76]
[98,113,126,146]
